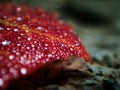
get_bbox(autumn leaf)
[0,4,92,89]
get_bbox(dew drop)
[48,54,52,57]
[44,43,48,47]
[26,46,30,50]
[27,37,31,41]
[0,56,4,61]
[17,43,21,46]
[20,33,24,36]
[9,55,15,60]
[2,40,11,46]
[6,28,11,30]
[3,15,7,19]
[37,26,42,30]
[1,68,7,74]
[61,44,65,47]
[9,68,18,77]
[70,48,73,51]
[16,52,20,55]
[16,7,22,12]
[17,17,22,21]
[20,68,27,75]
[25,29,29,33]
[31,44,35,47]
[0,27,4,30]
[0,78,4,86]
[14,28,19,32]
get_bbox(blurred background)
[1,0,120,90]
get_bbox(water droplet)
[31,44,35,47]
[17,43,21,46]
[9,68,18,77]
[61,44,65,47]
[9,55,15,60]
[0,27,4,30]
[0,56,4,61]
[64,33,67,36]
[37,26,42,30]
[17,17,22,21]
[3,15,7,19]
[20,68,27,75]
[1,68,7,74]
[20,33,24,36]
[48,54,52,57]
[27,37,31,41]
[0,78,4,86]
[25,29,29,33]
[26,47,30,50]
[2,40,11,46]
[16,52,20,55]
[59,20,63,24]
[70,48,73,51]
[6,28,11,30]
[14,28,19,32]
[44,43,48,47]
[16,7,22,12]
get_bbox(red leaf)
[0,4,92,89]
